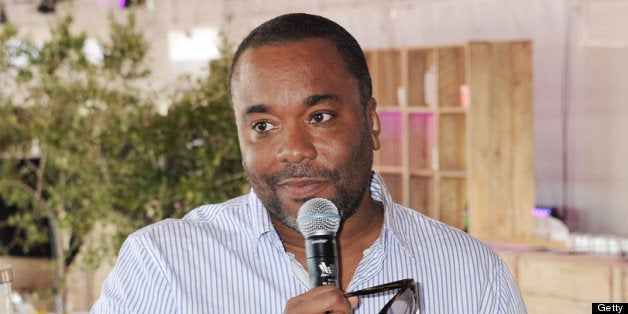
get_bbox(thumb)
[347,295,359,309]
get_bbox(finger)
[284,286,354,314]
[347,295,359,309]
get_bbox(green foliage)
[143,40,246,221]
[102,12,150,79]
[0,14,147,259]
[0,10,245,288]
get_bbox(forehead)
[230,38,355,103]
[234,37,345,74]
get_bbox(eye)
[251,120,277,133]
[310,112,335,124]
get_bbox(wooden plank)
[492,247,628,313]
[467,41,492,240]
[490,41,514,240]
[376,111,403,167]
[466,41,535,241]
[409,175,433,216]
[438,113,466,171]
[523,294,590,314]
[381,173,403,204]
[510,42,535,239]
[439,177,466,229]
[611,266,628,302]
[408,113,435,171]
[406,48,432,107]
[438,47,466,107]
[375,50,402,107]
[517,253,613,301]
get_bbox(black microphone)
[296,198,341,288]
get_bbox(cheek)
[240,139,275,174]
[318,141,346,161]
[241,146,262,171]
[237,137,256,171]
[236,124,264,168]
[342,128,375,166]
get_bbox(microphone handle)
[305,234,339,287]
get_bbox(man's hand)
[284,285,359,314]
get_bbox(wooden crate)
[366,41,534,238]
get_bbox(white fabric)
[91,172,526,313]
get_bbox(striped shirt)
[91,172,526,313]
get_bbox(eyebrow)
[243,94,339,116]
[244,104,269,115]
[305,94,338,106]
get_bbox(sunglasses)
[345,279,418,314]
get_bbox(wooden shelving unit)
[365,41,535,242]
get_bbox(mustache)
[266,163,341,188]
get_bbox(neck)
[272,192,384,289]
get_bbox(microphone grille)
[296,198,341,237]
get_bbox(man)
[92,13,526,313]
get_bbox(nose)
[276,124,316,163]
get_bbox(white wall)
[567,0,628,235]
[4,0,626,236]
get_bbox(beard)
[248,163,367,231]
[245,128,374,232]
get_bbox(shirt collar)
[247,188,277,239]
[369,172,416,261]
[247,172,416,259]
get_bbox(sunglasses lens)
[386,288,417,314]
[346,279,418,314]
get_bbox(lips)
[277,178,327,199]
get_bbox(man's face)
[230,38,380,231]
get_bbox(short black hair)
[229,13,372,104]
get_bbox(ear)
[367,98,381,151]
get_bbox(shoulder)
[125,195,250,245]
[390,205,523,290]
[390,204,502,265]
[387,205,526,311]
[182,194,249,222]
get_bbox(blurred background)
[0,0,626,313]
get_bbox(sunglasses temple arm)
[344,290,369,298]
[343,281,408,298]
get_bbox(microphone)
[296,198,341,288]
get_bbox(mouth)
[276,178,327,200]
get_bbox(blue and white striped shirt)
[91,172,526,313]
